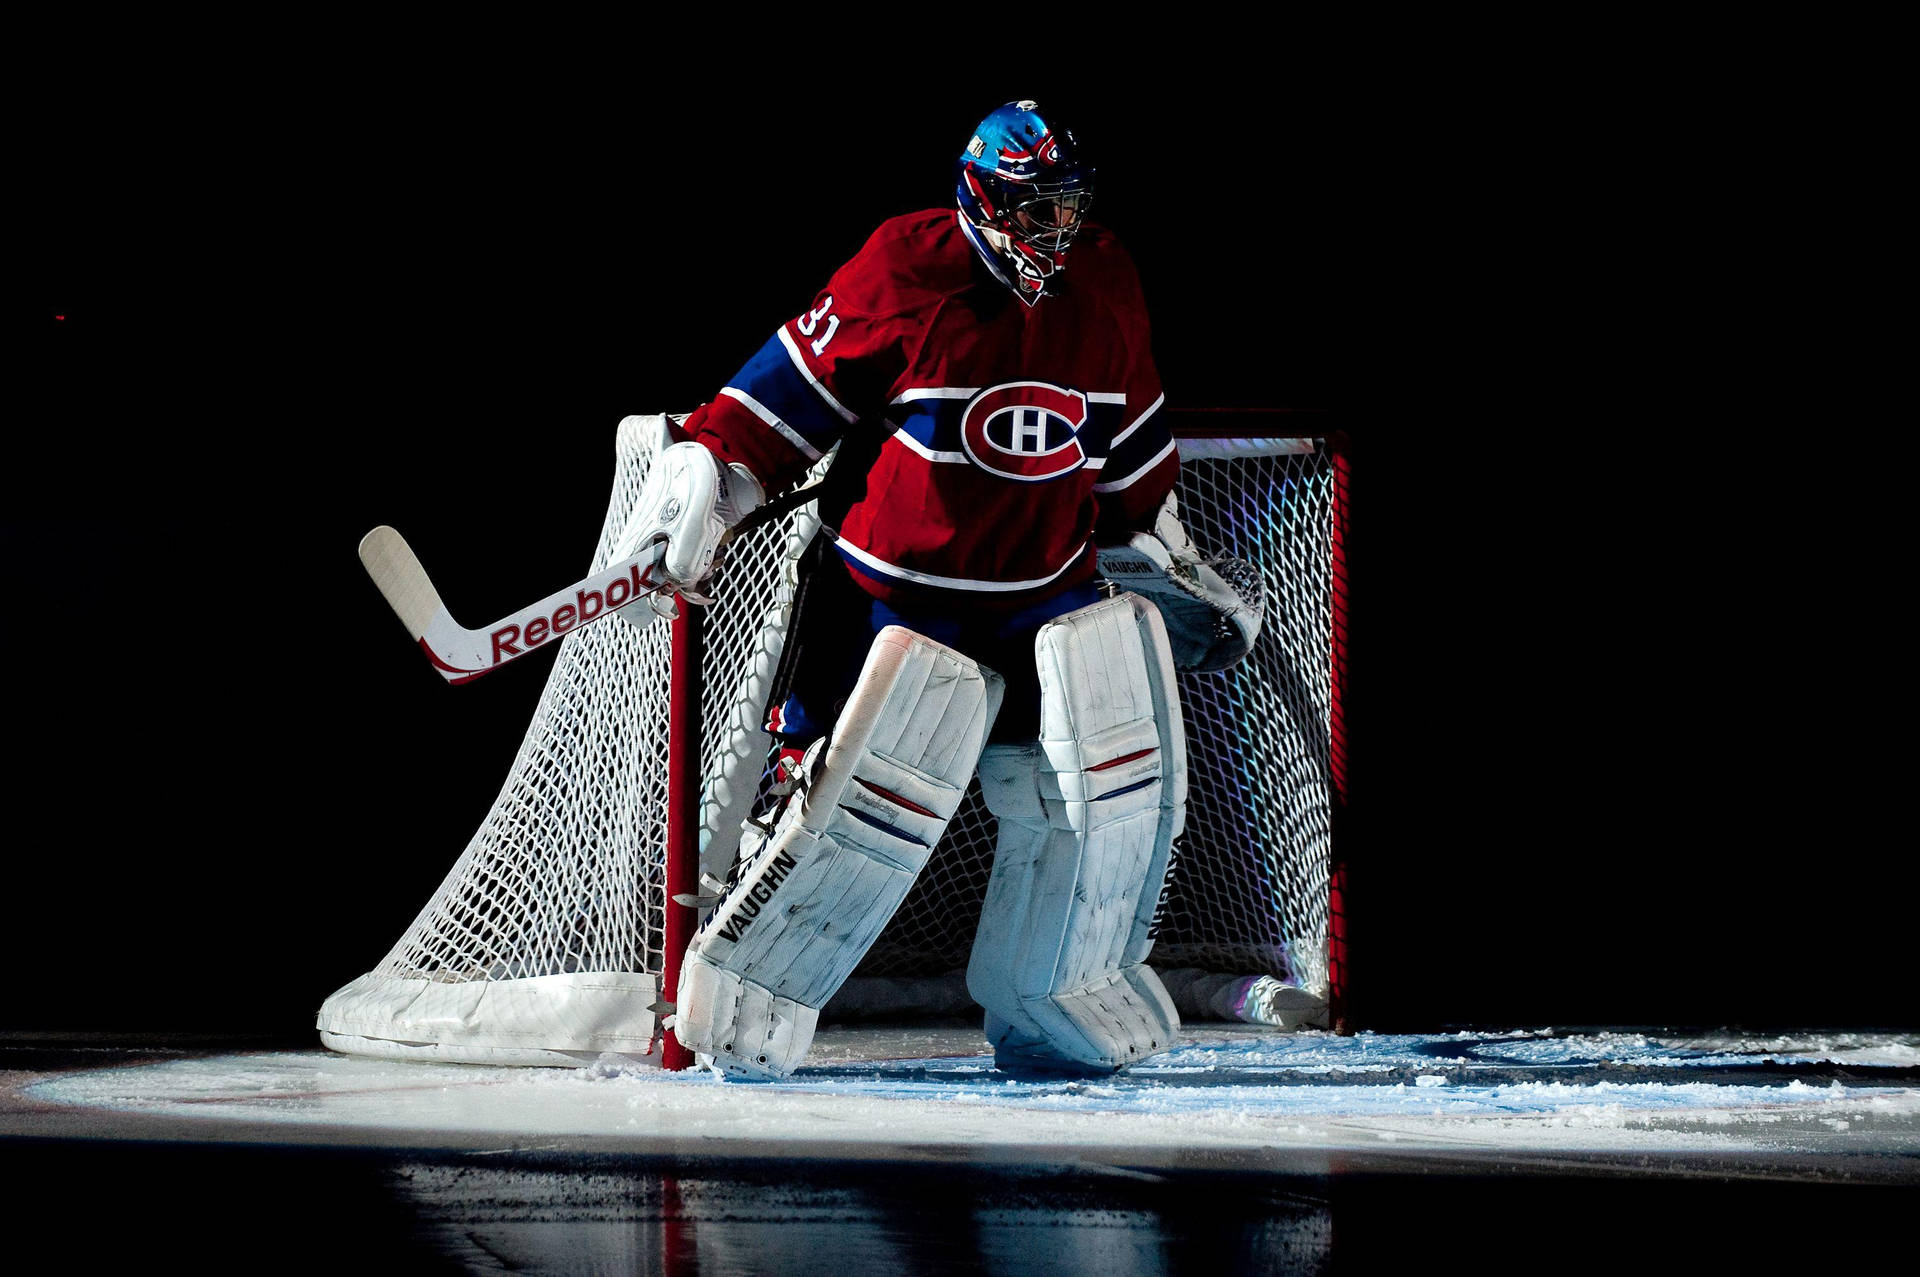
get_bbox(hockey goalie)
[632,101,1262,1080]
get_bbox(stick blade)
[359,526,446,640]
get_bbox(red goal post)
[318,411,1349,1066]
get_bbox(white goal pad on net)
[317,413,1349,1065]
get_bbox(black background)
[19,66,1904,1040]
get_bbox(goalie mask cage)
[318,413,1350,1067]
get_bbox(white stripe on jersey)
[891,387,975,403]
[889,388,1128,406]
[838,535,1090,593]
[1091,436,1177,493]
[719,387,825,462]
[1106,391,1167,451]
[776,326,858,424]
[886,427,967,465]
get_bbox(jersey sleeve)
[687,230,916,492]
[1091,253,1177,543]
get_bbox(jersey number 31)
[797,298,839,356]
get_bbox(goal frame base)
[317,970,663,1065]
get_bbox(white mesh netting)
[318,417,1342,1062]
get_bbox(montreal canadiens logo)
[959,381,1089,483]
[996,131,1058,175]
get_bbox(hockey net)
[318,414,1348,1065]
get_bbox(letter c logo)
[959,382,1089,483]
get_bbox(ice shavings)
[23,1029,1920,1163]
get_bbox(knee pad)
[676,626,1002,1078]
[966,593,1187,1071]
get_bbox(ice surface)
[24,1027,1920,1169]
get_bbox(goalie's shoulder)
[834,209,980,314]
[1048,221,1153,347]
[1061,220,1133,277]
[1061,222,1145,299]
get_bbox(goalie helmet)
[956,100,1095,304]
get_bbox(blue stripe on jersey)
[725,332,848,452]
[1095,397,1173,486]
[887,400,966,458]
[888,394,1131,462]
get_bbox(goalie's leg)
[675,626,1003,1079]
[966,593,1187,1073]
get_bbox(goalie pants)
[766,554,1102,748]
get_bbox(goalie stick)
[362,419,1296,683]
[362,476,833,684]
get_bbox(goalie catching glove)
[612,422,766,613]
[1096,491,1264,672]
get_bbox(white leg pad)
[676,626,1002,1078]
[966,594,1187,1072]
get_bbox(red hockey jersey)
[686,209,1176,612]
